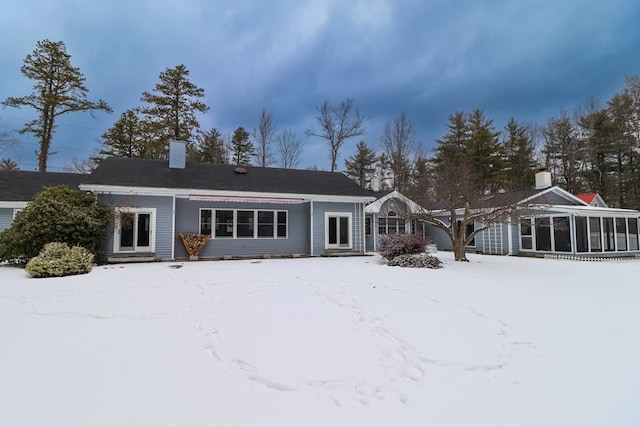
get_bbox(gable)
[525,190,585,206]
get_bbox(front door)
[327,214,351,249]
[117,211,153,252]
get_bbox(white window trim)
[113,207,156,254]
[200,208,288,239]
[325,212,352,250]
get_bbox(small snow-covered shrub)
[25,242,94,278]
[387,253,443,269]
[378,233,430,260]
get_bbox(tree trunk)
[452,239,469,261]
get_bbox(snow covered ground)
[1,252,639,427]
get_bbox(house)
[0,171,85,232]
[576,193,608,208]
[362,169,640,258]
[1,143,374,262]
[364,190,428,252]
[421,170,640,258]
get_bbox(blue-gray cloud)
[1,0,638,171]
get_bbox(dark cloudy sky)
[1,0,639,172]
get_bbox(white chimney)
[169,140,186,169]
[535,169,552,189]
[370,175,380,192]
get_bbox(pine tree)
[502,118,537,190]
[432,111,469,169]
[541,109,584,194]
[230,127,254,165]
[98,110,145,159]
[344,140,377,188]
[2,39,112,171]
[139,64,209,155]
[194,128,228,164]
[466,109,505,192]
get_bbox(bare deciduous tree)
[380,112,417,192]
[306,99,366,172]
[414,164,524,261]
[276,128,303,169]
[252,107,277,167]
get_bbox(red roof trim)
[576,193,598,204]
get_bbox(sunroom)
[518,206,640,257]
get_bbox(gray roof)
[86,158,374,198]
[0,170,85,201]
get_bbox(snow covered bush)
[0,185,109,262]
[378,233,430,260]
[25,242,94,278]
[387,253,443,269]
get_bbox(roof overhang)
[79,184,375,204]
[0,201,29,209]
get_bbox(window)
[200,209,287,239]
[114,207,155,253]
[535,217,551,251]
[257,211,274,238]
[575,217,588,252]
[379,211,404,234]
[520,218,533,250]
[277,211,287,238]
[237,210,254,237]
[589,217,602,252]
[615,218,627,251]
[603,217,615,252]
[457,220,476,247]
[200,210,212,236]
[365,217,372,236]
[553,216,571,252]
[629,218,639,251]
[215,210,234,238]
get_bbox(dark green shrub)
[378,233,430,260]
[0,185,110,262]
[25,242,94,278]
[387,253,443,269]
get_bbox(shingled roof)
[0,170,85,201]
[86,158,374,198]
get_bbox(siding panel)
[175,198,310,258]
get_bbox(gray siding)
[174,198,310,258]
[98,194,174,260]
[0,208,14,232]
[425,223,453,250]
[477,222,510,255]
[312,201,366,255]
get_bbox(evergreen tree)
[344,140,377,188]
[502,118,537,190]
[466,109,505,192]
[0,158,19,171]
[541,109,584,194]
[98,110,145,159]
[432,111,469,169]
[139,64,209,156]
[2,39,112,171]
[194,128,228,164]
[230,127,254,165]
